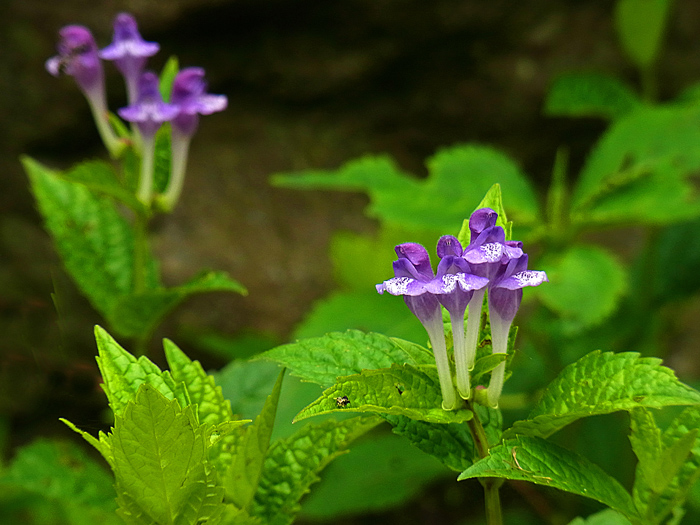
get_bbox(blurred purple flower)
[100,13,159,104]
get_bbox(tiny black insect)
[335,395,350,408]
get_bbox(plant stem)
[132,209,149,295]
[467,400,504,525]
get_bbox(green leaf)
[385,403,502,472]
[95,325,190,417]
[22,156,160,319]
[112,384,225,524]
[295,364,473,424]
[615,0,673,70]
[159,56,179,102]
[544,72,641,120]
[110,270,247,338]
[225,370,285,510]
[251,416,382,525]
[633,406,700,522]
[571,104,700,225]
[458,183,513,246]
[299,433,449,519]
[506,351,700,439]
[256,330,434,387]
[629,408,663,488]
[567,509,632,525]
[458,436,639,520]
[153,125,172,194]
[60,418,114,468]
[60,159,144,211]
[470,353,508,386]
[534,245,628,334]
[163,338,235,427]
[0,439,120,525]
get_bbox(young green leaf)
[225,369,285,510]
[59,418,114,467]
[544,72,641,120]
[0,439,120,525]
[458,183,513,245]
[163,338,235,427]
[22,156,160,319]
[159,56,179,102]
[95,326,190,417]
[250,416,382,525]
[112,384,225,524]
[458,436,639,520]
[505,351,700,439]
[256,330,434,387]
[294,364,473,424]
[615,0,673,71]
[110,270,247,338]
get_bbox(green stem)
[467,400,504,525]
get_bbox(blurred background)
[2,0,700,523]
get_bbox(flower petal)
[495,270,548,290]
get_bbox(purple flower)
[46,26,122,156]
[100,13,159,104]
[118,72,178,204]
[377,243,460,410]
[158,68,228,211]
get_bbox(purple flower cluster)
[377,208,547,409]
[46,13,227,209]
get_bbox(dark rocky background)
[2,0,700,522]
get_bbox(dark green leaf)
[256,330,434,387]
[295,364,473,424]
[544,72,641,120]
[251,416,383,525]
[458,436,639,520]
[506,351,700,439]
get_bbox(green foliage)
[459,436,640,521]
[295,364,474,424]
[250,416,383,525]
[0,439,120,525]
[257,329,434,387]
[535,245,628,334]
[506,351,700,439]
[567,509,632,525]
[544,72,642,120]
[615,0,674,71]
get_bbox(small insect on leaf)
[335,395,350,408]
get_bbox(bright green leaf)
[60,418,114,468]
[112,384,224,524]
[567,508,632,525]
[629,408,663,490]
[615,0,673,70]
[544,72,641,120]
[110,270,247,338]
[225,370,285,510]
[159,56,179,102]
[458,183,513,245]
[250,416,382,525]
[60,159,144,211]
[295,364,473,424]
[506,351,700,439]
[534,245,628,334]
[163,338,235,427]
[256,330,434,387]
[458,436,639,520]
[95,326,190,417]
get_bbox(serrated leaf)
[506,351,700,439]
[163,338,235,427]
[225,370,285,510]
[544,72,641,120]
[60,418,114,468]
[295,364,473,424]
[251,416,382,525]
[385,404,502,472]
[60,159,144,211]
[634,406,700,522]
[22,156,160,319]
[110,270,247,338]
[571,104,700,225]
[615,0,673,70]
[95,326,190,417]
[458,436,639,519]
[256,330,434,387]
[112,384,224,524]
[0,439,120,525]
[534,245,628,334]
